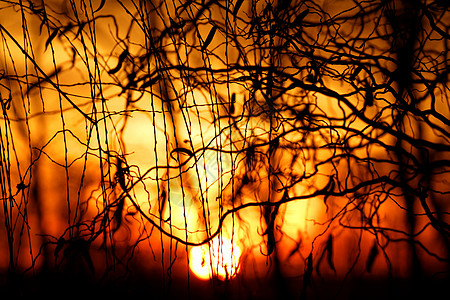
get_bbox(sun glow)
[1,0,449,298]
[188,236,241,281]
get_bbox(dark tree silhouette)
[0,0,449,298]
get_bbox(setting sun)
[0,0,449,298]
[189,236,241,281]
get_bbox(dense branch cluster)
[0,0,449,297]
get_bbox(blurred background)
[0,0,449,298]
